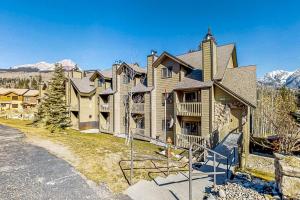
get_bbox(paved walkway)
[125,133,241,200]
[0,125,111,200]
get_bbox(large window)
[12,96,18,101]
[162,93,173,105]
[183,122,199,135]
[185,92,197,102]
[161,66,172,78]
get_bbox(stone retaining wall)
[274,153,300,199]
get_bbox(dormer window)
[161,66,172,78]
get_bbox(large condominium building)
[66,30,256,147]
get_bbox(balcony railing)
[70,104,79,111]
[176,133,205,149]
[131,103,144,113]
[177,102,201,116]
[100,104,110,112]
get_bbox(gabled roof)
[117,62,146,75]
[89,69,112,81]
[174,78,213,90]
[99,87,115,95]
[0,88,29,95]
[152,51,194,69]
[177,44,236,80]
[217,65,257,108]
[130,83,153,93]
[23,90,39,97]
[70,77,95,95]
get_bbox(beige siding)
[201,88,210,140]
[153,58,181,141]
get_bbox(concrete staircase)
[124,133,241,200]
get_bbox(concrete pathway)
[125,133,241,200]
[0,124,128,200]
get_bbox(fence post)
[130,133,133,185]
[213,153,216,187]
[189,143,193,200]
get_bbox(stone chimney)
[201,28,217,81]
[147,50,157,87]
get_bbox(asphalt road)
[0,125,103,200]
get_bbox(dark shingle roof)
[71,77,95,94]
[99,87,115,95]
[220,65,257,107]
[131,83,153,93]
[174,78,213,90]
[176,44,235,80]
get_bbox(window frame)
[161,66,172,79]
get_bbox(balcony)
[70,104,79,111]
[176,102,201,116]
[100,104,110,112]
[131,103,144,114]
[176,133,205,149]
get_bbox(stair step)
[124,180,177,200]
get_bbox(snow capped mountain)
[11,59,78,71]
[259,69,299,88]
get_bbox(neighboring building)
[66,30,257,149]
[0,88,39,112]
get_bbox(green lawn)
[0,118,185,193]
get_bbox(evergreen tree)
[31,78,38,89]
[36,63,70,132]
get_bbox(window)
[123,74,130,84]
[162,93,173,105]
[136,118,145,129]
[162,119,173,131]
[183,122,199,135]
[161,66,172,78]
[185,92,197,102]
[98,78,104,87]
[24,97,30,102]
[12,96,18,101]
[12,104,18,108]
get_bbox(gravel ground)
[205,172,280,200]
[0,125,130,200]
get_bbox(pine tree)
[36,63,70,132]
[31,78,38,89]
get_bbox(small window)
[123,74,130,84]
[136,118,145,129]
[162,93,173,105]
[12,96,18,101]
[12,104,18,108]
[98,78,104,87]
[162,119,173,131]
[161,66,172,78]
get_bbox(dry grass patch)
[0,118,185,193]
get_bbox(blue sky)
[0,0,300,77]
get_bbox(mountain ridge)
[259,68,300,88]
[7,59,79,72]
